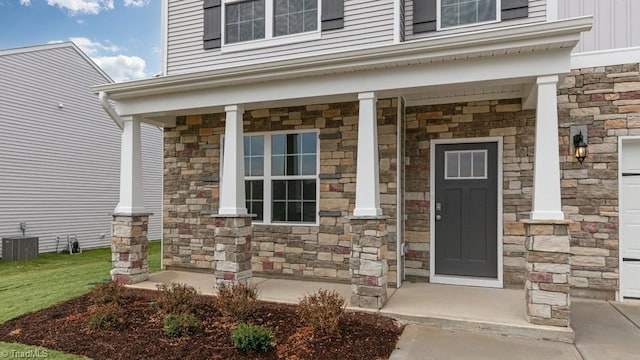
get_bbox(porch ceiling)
[92,17,592,125]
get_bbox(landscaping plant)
[231,323,275,353]
[88,302,126,330]
[298,289,345,336]
[163,313,201,338]
[156,282,199,316]
[215,283,258,322]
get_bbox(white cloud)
[93,55,147,82]
[46,0,114,15]
[20,0,31,5]
[69,37,119,56]
[123,0,149,6]
[76,19,85,24]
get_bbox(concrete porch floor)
[128,270,573,343]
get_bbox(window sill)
[221,31,321,53]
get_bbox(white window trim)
[436,0,501,31]
[444,149,488,180]
[220,129,320,226]
[221,0,322,53]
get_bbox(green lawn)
[0,241,161,355]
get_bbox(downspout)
[99,91,124,130]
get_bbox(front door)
[621,138,640,299]
[434,142,498,278]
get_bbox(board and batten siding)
[0,44,163,255]
[558,0,640,53]
[166,0,395,75]
[404,0,547,41]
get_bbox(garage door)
[621,138,640,299]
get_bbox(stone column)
[111,214,150,284]
[522,220,572,327]
[350,216,388,309]
[213,214,253,285]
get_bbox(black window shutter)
[322,0,344,31]
[203,0,221,49]
[413,0,436,33]
[501,0,528,21]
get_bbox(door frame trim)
[429,137,504,288]
[618,135,640,301]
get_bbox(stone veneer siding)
[558,62,640,300]
[163,99,400,284]
[404,99,535,287]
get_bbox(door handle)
[436,214,442,221]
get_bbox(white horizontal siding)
[405,0,546,41]
[0,45,162,256]
[559,0,640,53]
[167,0,395,74]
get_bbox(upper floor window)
[440,0,497,29]
[226,0,266,44]
[274,0,318,36]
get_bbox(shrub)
[231,323,274,353]
[88,303,126,330]
[163,313,201,338]
[215,283,258,322]
[298,289,345,336]
[89,281,126,306]
[157,283,199,315]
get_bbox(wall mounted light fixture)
[573,131,588,164]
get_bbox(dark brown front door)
[434,142,498,278]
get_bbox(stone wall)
[558,62,640,300]
[163,99,400,284]
[404,99,536,286]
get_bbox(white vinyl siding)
[166,0,394,74]
[405,0,546,40]
[558,0,640,53]
[0,44,163,255]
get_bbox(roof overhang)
[92,16,592,122]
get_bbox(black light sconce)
[573,131,588,164]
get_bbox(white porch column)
[531,75,564,220]
[353,92,382,217]
[114,116,146,214]
[219,105,248,215]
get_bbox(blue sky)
[0,0,162,81]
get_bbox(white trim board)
[429,137,504,288]
[571,47,640,69]
[618,135,640,301]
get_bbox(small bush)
[298,289,345,336]
[215,283,258,322]
[163,313,201,338]
[157,283,199,315]
[231,323,274,353]
[88,303,126,330]
[89,281,126,306]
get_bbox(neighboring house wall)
[559,0,640,54]
[166,0,395,75]
[163,100,400,283]
[0,44,163,255]
[404,0,547,41]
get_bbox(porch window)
[440,0,498,29]
[237,131,319,224]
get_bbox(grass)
[0,241,161,324]
[0,241,161,355]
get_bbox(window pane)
[272,154,285,175]
[287,180,302,201]
[458,1,477,26]
[275,0,288,15]
[303,10,317,32]
[460,152,472,177]
[304,0,317,10]
[250,136,264,155]
[446,152,458,178]
[254,0,265,17]
[287,202,302,222]
[253,180,264,199]
[251,157,264,176]
[238,1,253,21]
[226,24,239,43]
[254,18,265,39]
[478,0,496,22]
[273,180,286,200]
[287,155,299,175]
[273,201,286,221]
[303,202,316,222]
[226,0,265,43]
[441,4,457,27]
[289,13,303,34]
[273,0,317,36]
[274,15,288,36]
[301,132,316,153]
[472,151,485,178]
[244,157,251,176]
[253,201,264,221]
[303,180,316,201]
[272,134,285,154]
[239,21,253,42]
[227,4,239,22]
[301,154,316,175]
[287,134,300,154]
[290,0,303,12]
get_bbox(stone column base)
[111,213,151,284]
[213,214,253,286]
[522,219,572,327]
[349,216,388,310]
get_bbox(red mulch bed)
[0,288,403,359]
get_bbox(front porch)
[129,270,574,343]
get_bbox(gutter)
[99,91,124,130]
